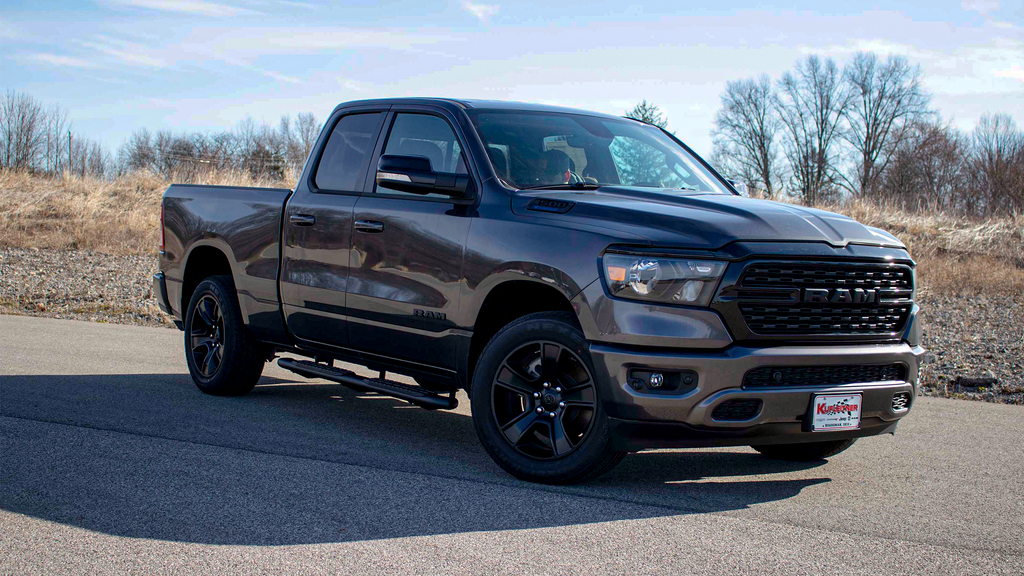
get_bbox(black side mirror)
[376,155,469,197]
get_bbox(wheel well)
[180,246,233,314]
[467,281,578,387]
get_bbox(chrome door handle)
[290,214,316,226]
[354,220,385,233]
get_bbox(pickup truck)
[155,98,923,484]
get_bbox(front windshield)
[466,110,731,193]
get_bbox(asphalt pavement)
[1,314,1022,575]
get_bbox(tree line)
[0,89,320,181]
[709,53,1023,216]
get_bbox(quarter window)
[315,112,382,192]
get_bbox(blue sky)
[1,0,1021,158]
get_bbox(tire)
[470,311,626,484]
[183,275,265,396]
[752,438,857,461]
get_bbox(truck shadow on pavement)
[1,372,830,546]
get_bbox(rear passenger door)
[280,108,387,349]
[346,108,475,369]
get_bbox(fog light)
[649,373,664,388]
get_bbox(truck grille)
[740,262,912,290]
[739,303,912,334]
[717,260,915,341]
[743,364,908,388]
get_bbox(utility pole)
[68,131,72,175]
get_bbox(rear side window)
[377,113,467,198]
[315,112,382,192]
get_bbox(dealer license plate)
[810,394,862,431]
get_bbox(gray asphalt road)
[1,315,1022,575]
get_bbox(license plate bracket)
[809,393,862,432]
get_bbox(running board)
[277,358,458,410]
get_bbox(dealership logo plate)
[810,393,862,431]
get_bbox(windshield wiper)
[520,181,601,191]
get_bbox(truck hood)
[514,187,905,250]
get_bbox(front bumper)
[590,340,925,451]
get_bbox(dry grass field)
[1,168,1021,402]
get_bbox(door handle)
[290,214,316,226]
[355,220,385,233]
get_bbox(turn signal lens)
[606,265,626,282]
[602,254,726,307]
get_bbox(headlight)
[603,254,726,307]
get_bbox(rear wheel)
[471,312,626,484]
[752,439,856,461]
[184,275,264,396]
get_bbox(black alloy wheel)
[471,311,625,484]
[492,341,597,460]
[183,275,264,396]
[189,295,225,378]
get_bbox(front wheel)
[471,312,626,484]
[752,439,857,461]
[184,275,265,396]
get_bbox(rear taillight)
[159,202,165,253]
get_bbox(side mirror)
[376,155,469,197]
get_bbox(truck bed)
[161,184,293,343]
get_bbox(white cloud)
[462,1,498,23]
[994,64,1024,82]
[339,78,371,92]
[82,40,166,67]
[28,53,99,68]
[105,0,261,17]
[962,1,999,15]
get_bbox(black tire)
[183,275,265,396]
[752,438,857,461]
[470,311,626,484]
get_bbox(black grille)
[711,399,762,421]
[743,364,908,388]
[732,261,914,338]
[740,303,911,334]
[741,262,912,289]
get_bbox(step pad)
[277,358,457,410]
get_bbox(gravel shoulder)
[2,246,1021,404]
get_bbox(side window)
[378,113,468,198]
[314,112,382,192]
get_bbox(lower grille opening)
[711,399,762,421]
[892,392,912,412]
[743,364,907,388]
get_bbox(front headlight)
[602,254,726,307]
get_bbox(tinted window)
[378,113,467,197]
[467,110,729,194]
[315,112,382,192]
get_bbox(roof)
[331,97,630,122]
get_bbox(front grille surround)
[712,259,915,343]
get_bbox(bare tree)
[0,89,46,170]
[625,100,668,128]
[843,52,931,197]
[295,112,320,161]
[774,56,852,205]
[711,74,782,198]
[970,113,1024,215]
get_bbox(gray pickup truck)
[155,98,923,484]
